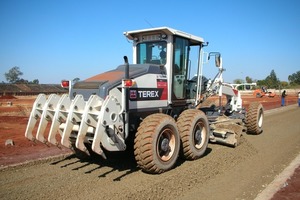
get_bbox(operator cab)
[124,27,206,107]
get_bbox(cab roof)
[124,27,204,45]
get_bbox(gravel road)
[1,105,299,200]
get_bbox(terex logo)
[129,88,163,101]
[138,90,159,98]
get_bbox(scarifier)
[25,27,264,173]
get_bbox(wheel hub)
[160,138,169,152]
[258,110,263,127]
[195,129,202,144]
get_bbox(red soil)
[0,95,17,99]
[0,96,71,167]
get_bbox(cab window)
[173,37,189,99]
[136,41,167,65]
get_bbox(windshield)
[136,41,167,65]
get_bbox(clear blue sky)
[0,0,299,84]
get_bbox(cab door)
[172,37,190,104]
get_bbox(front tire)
[246,102,264,134]
[134,113,180,174]
[177,109,209,160]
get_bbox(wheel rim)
[258,109,263,128]
[194,121,206,149]
[157,127,175,162]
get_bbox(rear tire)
[134,113,180,174]
[177,109,209,160]
[246,102,264,134]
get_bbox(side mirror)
[215,54,221,67]
[208,52,222,67]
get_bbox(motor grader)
[25,27,264,174]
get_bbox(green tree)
[245,76,253,83]
[280,81,289,88]
[4,66,23,83]
[265,69,280,89]
[256,80,266,87]
[288,71,300,85]
[32,79,39,84]
[233,79,244,84]
[15,78,28,84]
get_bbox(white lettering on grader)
[138,91,159,98]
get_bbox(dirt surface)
[271,166,300,200]
[267,154,300,200]
[0,96,71,167]
[0,94,299,199]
